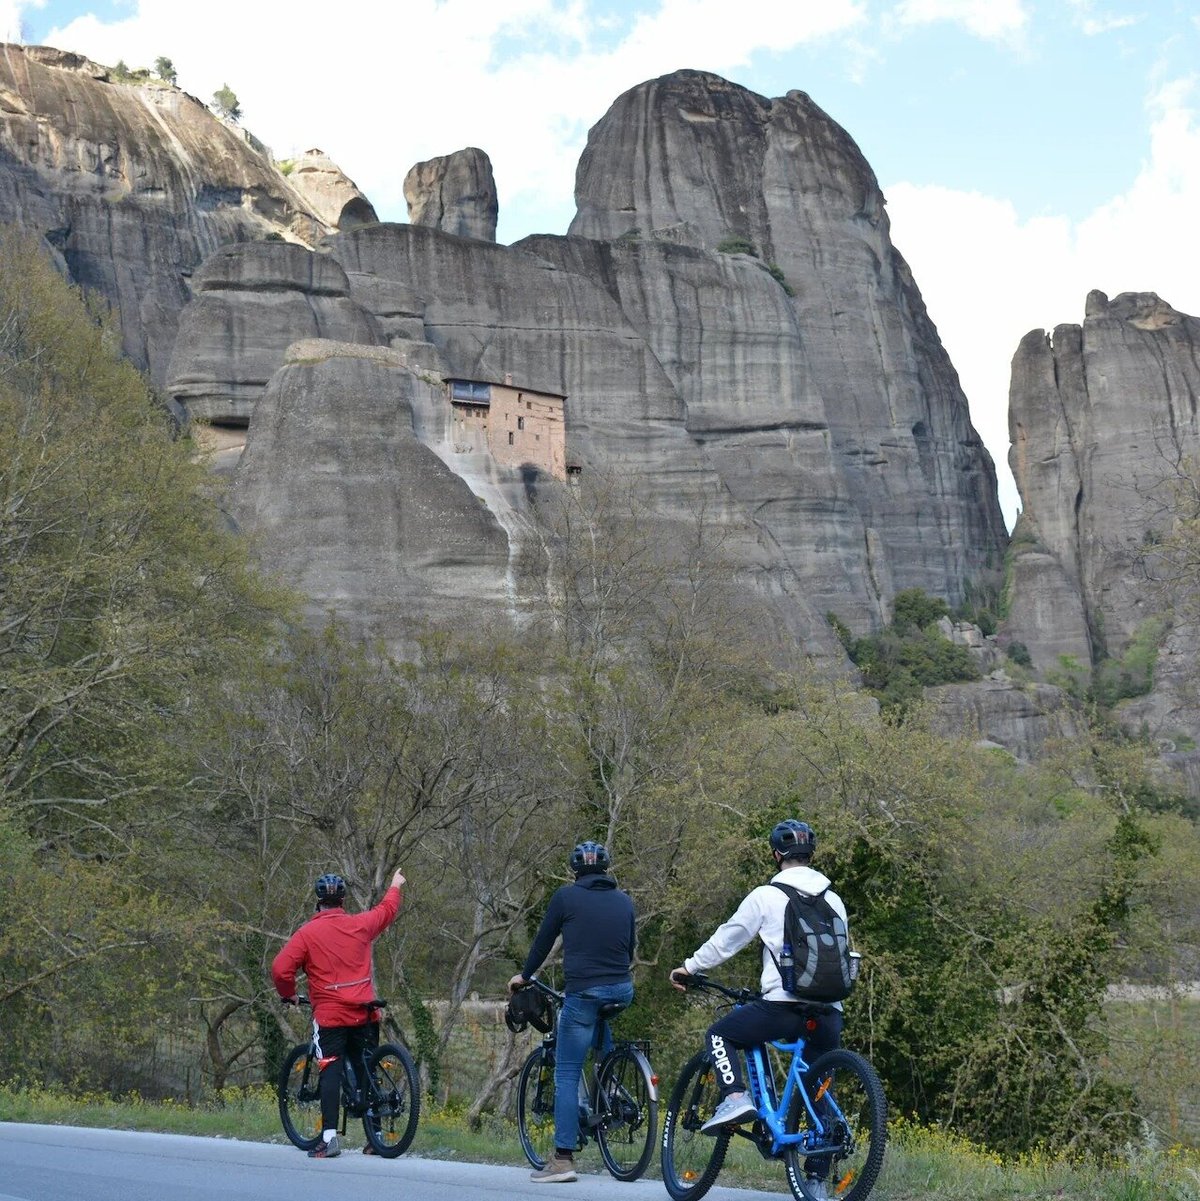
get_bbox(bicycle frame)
[679,975,851,1161]
[737,1037,857,1164]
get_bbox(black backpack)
[769,882,854,1003]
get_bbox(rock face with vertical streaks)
[285,147,378,230]
[403,146,498,242]
[0,43,326,385]
[231,340,512,650]
[1005,290,1200,773]
[1007,291,1200,670]
[566,70,1008,624]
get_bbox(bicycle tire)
[278,1043,322,1151]
[661,1049,730,1200]
[363,1041,421,1157]
[596,1044,658,1181]
[516,1045,557,1169]
[783,1048,887,1201]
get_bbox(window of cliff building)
[450,380,491,403]
[517,416,525,430]
[508,432,514,445]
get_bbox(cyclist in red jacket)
[272,869,405,1158]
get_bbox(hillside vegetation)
[2,228,1199,1174]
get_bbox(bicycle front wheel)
[596,1044,658,1181]
[363,1042,420,1157]
[279,1043,322,1151]
[783,1048,887,1201]
[516,1045,557,1169]
[661,1049,729,1201]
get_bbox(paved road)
[0,1123,788,1201]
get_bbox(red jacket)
[272,885,401,1027]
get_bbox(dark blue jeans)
[553,981,634,1152]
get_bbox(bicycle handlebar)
[678,973,762,1005]
[282,995,388,1012]
[523,976,565,1005]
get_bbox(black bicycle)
[278,996,420,1157]
[515,977,659,1181]
[662,975,886,1201]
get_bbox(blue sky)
[4,0,1200,525]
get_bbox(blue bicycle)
[662,975,886,1201]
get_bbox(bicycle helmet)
[315,873,347,905]
[769,819,816,859]
[505,987,554,1034]
[569,840,611,876]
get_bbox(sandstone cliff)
[286,147,378,230]
[567,71,1007,619]
[1006,290,1200,755]
[404,146,497,242]
[0,43,326,384]
[232,339,513,647]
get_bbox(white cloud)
[1065,0,1140,37]
[884,75,1200,526]
[41,0,865,241]
[1,0,40,41]
[891,0,1029,44]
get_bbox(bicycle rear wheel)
[596,1044,658,1181]
[278,1043,322,1151]
[783,1048,887,1201]
[363,1042,420,1157]
[516,1045,557,1169]
[661,1049,730,1200]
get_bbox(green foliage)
[276,158,295,176]
[954,579,999,636]
[716,236,757,255]
[1006,640,1032,667]
[154,56,177,85]
[211,84,242,121]
[892,586,951,632]
[766,262,795,296]
[1091,618,1166,707]
[847,600,980,712]
[0,227,290,1090]
[826,610,854,652]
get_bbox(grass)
[3,1084,1200,1199]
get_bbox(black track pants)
[706,1001,843,1098]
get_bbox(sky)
[3,1,1199,528]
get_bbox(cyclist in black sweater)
[509,841,636,1184]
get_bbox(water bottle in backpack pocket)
[778,940,797,993]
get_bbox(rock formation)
[167,242,381,427]
[1006,290,1200,763]
[926,676,1085,763]
[232,339,513,648]
[286,148,377,230]
[1007,291,1200,666]
[0,49,1010,664]
[403,147,498,242]
[567,71,1007,623]
[0,43,326,385]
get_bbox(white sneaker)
[805,1177,832,1200]
[700,1091,758,1133]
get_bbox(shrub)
[716,236,757,256]
[766,263,795,296]
[891,588,950,633]
[1005,641,1032,668]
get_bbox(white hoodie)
[683,864,849,1005]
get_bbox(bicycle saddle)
[597,1001,627,1020]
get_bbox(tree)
[212,84,241,122]
[154,56,177,85]
[0,228,290,1088]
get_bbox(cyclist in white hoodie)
[669,820,848,1134]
